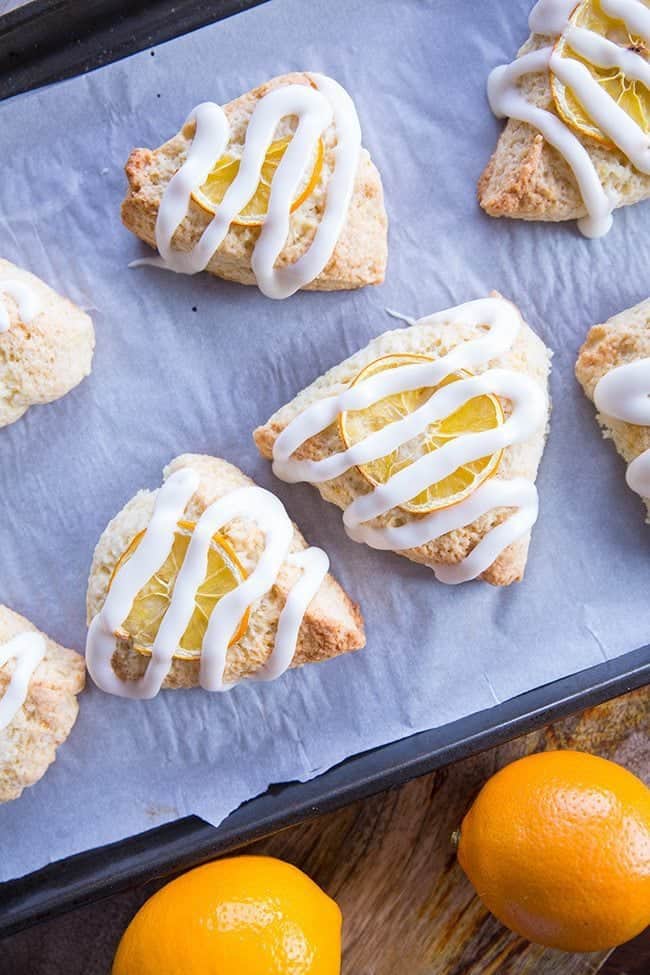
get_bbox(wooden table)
[3,686,649,974]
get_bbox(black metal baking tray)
[1,0,649,940]
[0,0,271,100]
[2,646,648,936]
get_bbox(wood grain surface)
[3,686,648,975]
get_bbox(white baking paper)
[0,0,648,882]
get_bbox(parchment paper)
[1,0,648,883]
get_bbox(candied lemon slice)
[191,135,324,226]
[338,354,505,515]
[112,520,249,659]
[551,0,650,148]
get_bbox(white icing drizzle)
[566,27,650,86]
[132,73,361,299]
[272,297,547,584]
[602,0,650,36]
[0,632,46,731]
[594,357,650,497]
[0,279,40,333]
[488,0,650,238]
[85,468,329,698]
[550,31,650,170]
[529,0,579,35]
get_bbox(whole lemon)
[113,855,341,975]
[457,750,650,952]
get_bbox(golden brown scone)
[0,605,85,803]
[576,298,650,520]
[86,454,365,689]
[479,32,650,223]
[121,72,387,291]
[0,259,95,428]
[254,295,552,586]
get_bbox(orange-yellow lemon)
[113,855,342,975]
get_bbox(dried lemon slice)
[191,135,324,226]
[338,354,505,515]
[112,520,249,660]
[551,0,650,148]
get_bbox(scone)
[479,0,650,237]
[576,297,650,520]
[0,259,95,428]
[255,295,552,586]
[86,454,365,698]
[121,72,388,298]
[0,605,85,803]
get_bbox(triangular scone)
[0,605,85,803]
[254,295,551,587]
[479,8,650,229]
[121,73,387,295]
[576,298,650,521]
[0,259,95,428]
[86,454,364,695]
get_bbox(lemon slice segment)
[191,135,324,226]
[551,0,650,147]
[112,520,249,660]
[338,354,505,515]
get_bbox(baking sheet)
[1,0,648,883]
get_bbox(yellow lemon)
[338,354,504,514]
[457,751,650,952]
[551,0,650,148]
[113,520,249,659]
[191,136,324,226]
[112,855,342,975]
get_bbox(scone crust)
[478,33,650,222]
[86,454,365,690]
[121,73,388,291]
[0,259,95,428]
[254,296,552,586]
[575,297,650,519]
[0,606,85,803]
